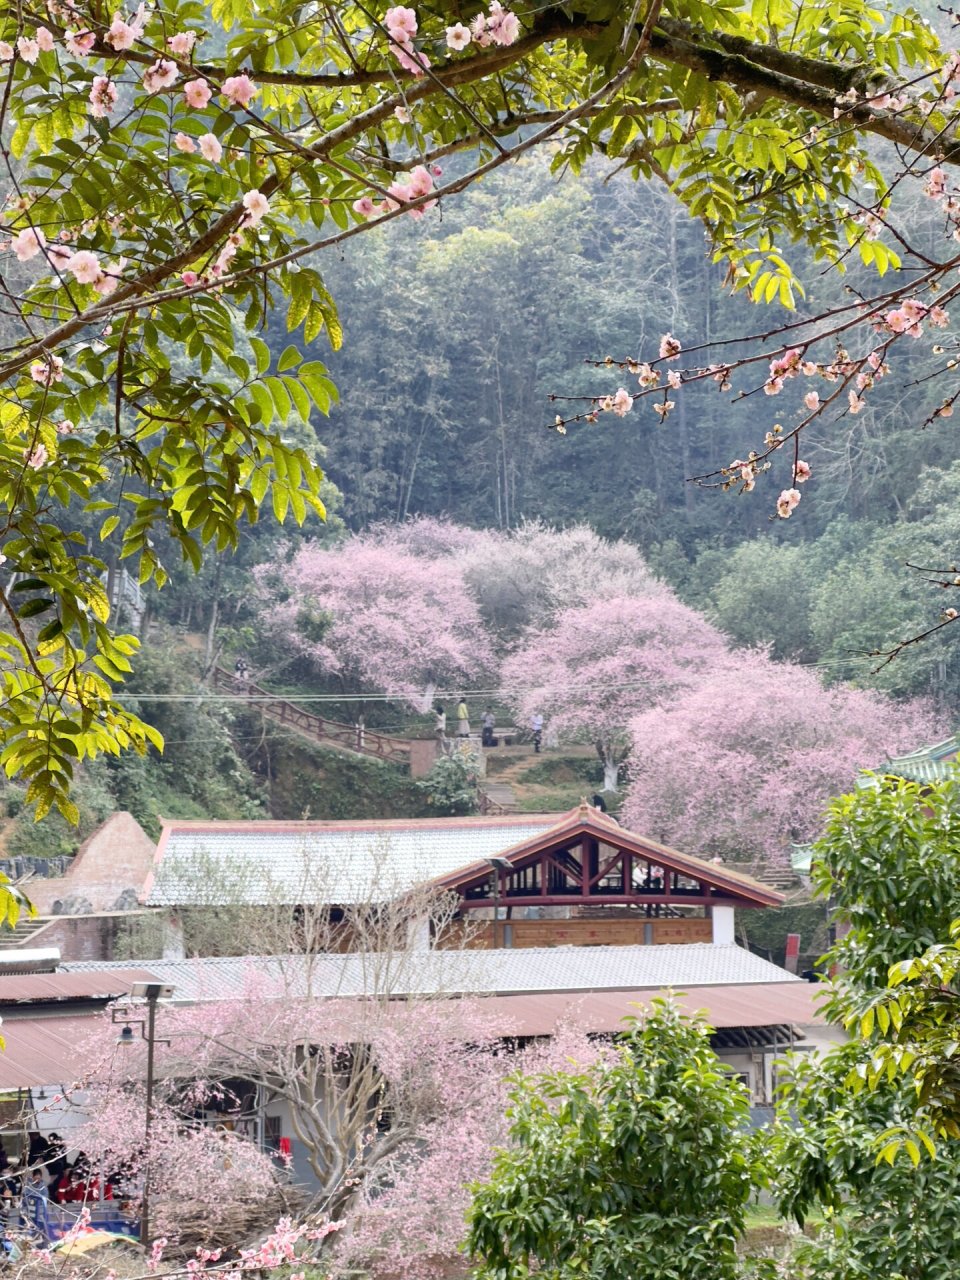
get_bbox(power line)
[116,653,885,705]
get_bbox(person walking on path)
[482,708,495,747]
[530,712,543,754]
[456,697,471,737]
[435,703,447,739]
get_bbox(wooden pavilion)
[434,803,781,950]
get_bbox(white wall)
[711,905,735,944]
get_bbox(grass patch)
[518,755,602,787]
[515,785,590,813]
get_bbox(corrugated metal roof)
[63,944,799,1001]
[0,1013,109,1089]
[0,970,155,1004]
[0,980,825,1090]
[146,815,561,906]
[475,982,826,1036]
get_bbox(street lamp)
[113,981,175,1246]
[484,857,513,950]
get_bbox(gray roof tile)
[63,944,799,1001]
[146,817,560,906]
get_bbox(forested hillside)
[7,158,959,863]
[147,155,960,706]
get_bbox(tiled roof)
[145,815,562,906]
[879,735,960,784]
[62,943,799,1001]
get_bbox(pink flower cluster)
[729,458,759,492]
[469,1,522,47]
[7,225,126,295]
[659,332,681,360]
[598,387,632,417]
[353,163,438,221]
[881,297,948,338]
[776,487,801,519]
[763,346,803,396]
[384,6,431,76]
[107,6,146,51]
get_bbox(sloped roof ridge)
[158,812,566,833]
[437,805,780,902]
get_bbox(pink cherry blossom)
[776,487,801,518]
[487,3,520,45]
[174,131,195,152]
[94,257,125,296]
[183,78,212,108]
[11,227,45,262]
[66,249,101,283]
[65,30,95,56]
[17,37,40,63]
[623,649,938,865]
[393,41,431,75]
[446,22,471,50]
[611,387,632,417]
[181,270,198,286]
[0,42,12,61]
[221,73,257,108]
[25,444,48,469]
[394,104,411,123]
[794,459,811,482]
[45,242,72,270]
[929,305,950,328]
[36,27,55,51]
[167,31,196,55]
[56,419,76,435]
[352,196,376,218]
[198,132,222,162]
[242,188,270,226]
[407,164,434,197]
[471,13,491,45]
[803,390,820,410]
[848,389,865,414]
[659,332,682,360]
[88,75,118,118]
[30,357,63,385]
[764,376,783,395]
[924,166,947,198]
[667,370,681,389]
[143,59,177,92]
[106,9,144,51]
[385,6,418,41]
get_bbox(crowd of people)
[0,1135,123,1229]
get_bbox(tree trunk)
[596,741,620,792]
[204,560,223,668]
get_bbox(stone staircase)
[730,862,800,892]
[0,912,52,949]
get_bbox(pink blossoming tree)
[500,592,730,791]
[621,650,940,866]
[256,535,494,700]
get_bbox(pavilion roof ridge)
[432,806,784,907]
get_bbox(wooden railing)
[211,668,412,765]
